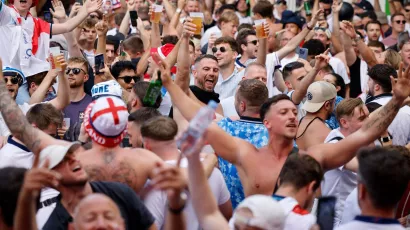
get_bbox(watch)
[353,34,361,42]
[380,134,392,143]
[176,8,182,14]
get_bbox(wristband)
[306,24,313,30]
[176,8,182,13]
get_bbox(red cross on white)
[91,97,127,125]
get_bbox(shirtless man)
[157,55,410,197]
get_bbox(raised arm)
[150,8,162,48]
[48,57,70,110]
[185,138,230,230]
[175,19,195,93]
[255,22,269,66]
[291,52,329,105]
[28,69,59,105]
[0,60,63,154]
[52,0,102,35]
[158,54,251,164]
[341,21,378,67]
[330,0,343,54]
[95,16,109,61]
[310,63,410,171]
[340,24,357,67]
[276,9,321,60]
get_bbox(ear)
[32,123,38,128]
[84,74,89,82]
[29,82,37,90]
[241,44,247,52]
[339,117,347,128]
[358,183,366,201]
[240,100,246,113]
[192,69,198,78]
[336,86,341,92]
[143,138,151,150]
[307,181,317,195]
[284,81,293,90]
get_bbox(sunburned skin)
[78,148,161,194]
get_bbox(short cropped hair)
[26,103,63,130]
[252,0,273,19]
[278,154,323,191]
[357,146,410,209]
[128,107,161,125]
[335,98,364,123]
[215,37,239,53]
[260,94,292,121]
[237,79,268,112]
[282,62,305,80]
[140,116,178,141]
[68,57,89,74]
[368,64,398,93]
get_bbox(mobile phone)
[297,47,309,60]
[94,54,104,75]
[44,10,52,23]
[130,10,138,27]
[75,0,83,5]
[317,196,336,230]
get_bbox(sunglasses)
[247,40,258,45]
[65,68,86,75]
[395,20,406,24]
[4,76,19,85]
[212,46,231,53]
[314,27,327,31]
[118,76,140,84]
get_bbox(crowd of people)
[0,0,409,229]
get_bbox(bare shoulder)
[128,148,162,161]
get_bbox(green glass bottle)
[304,1,312,16]
[143,72,162,107]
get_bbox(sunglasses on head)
[395,20,406,24]
[4,76,20,85]
[314,27,327,32]
[247,40,258,45]
[119,76,140,84]
[212,46,230,53]
[65,68,86,75]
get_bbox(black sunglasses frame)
[65,68,86,75]
[212,46,228,53]
[4,76,20,85]
[118,76,141,84]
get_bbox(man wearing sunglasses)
[213,37,245,100]
[63,57,93,142]
[382,13,406,47]
[110,61,140,92]
[235,29,259,68]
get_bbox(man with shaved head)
[72,194,125,230]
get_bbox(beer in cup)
[254,19,267,39]
[151,4,163,23]
[50,47,62,71]
[190,12,204,35]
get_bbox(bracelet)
[306,24,313,30]
[168,203,185,214]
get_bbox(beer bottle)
[304,1,312,16]
[143,71,162,107]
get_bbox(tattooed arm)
[310,63,410,171]
[0,60,64,154]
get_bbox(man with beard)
[63,57,93,142]
[295,81,337,151]
[364,64,410,146]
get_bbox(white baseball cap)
[228,195,286,229]
[91,80,123,100]
[302,81,337,113]
[39,142,81,169]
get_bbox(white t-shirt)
[321,129,357,227]
[336,216,405,230]
[279,197,317,230]
[144,158,230,230]
[286,90,306,121]
[0,103,35,136]
[340,188,361,225]
[220,96,239,117]
[280,54,299,71]
[329,57,350,85]
[266,52,282,97]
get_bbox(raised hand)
[208,33,217,49]
[150,162,187,201]
[56,55,67,73]
[178,0,186,10]
[95,15,108,37]
[340,20,356,39]
[69,2,82,18]
[86,0,103,14]
[310,9,323,26]
[50,0,67,20]
[182,17,197,38]
[263,21,270,37]
[314,48,330,70]
[392,63,410,101]
[154,52,172,86]
[332,0,343,14]
[127,0,136,11]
